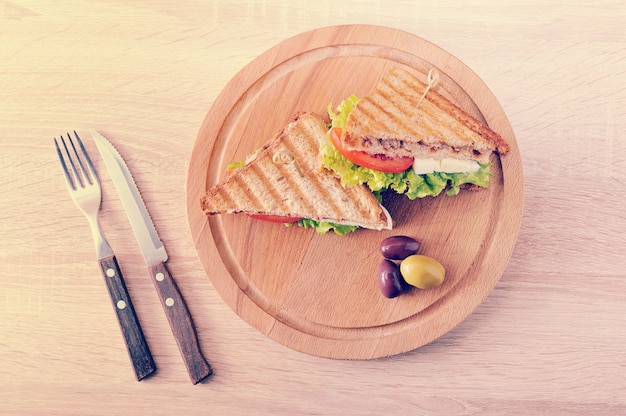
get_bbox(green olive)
[399,255,445,289]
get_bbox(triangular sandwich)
[201,112,392,233]
[341,66,509,166]
[321,67,510,199]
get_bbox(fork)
[54,131,157,381]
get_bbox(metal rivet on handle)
[117,300,127,309]
[165,297,174,307]
[106,268,115,277]
[155,272,164,281]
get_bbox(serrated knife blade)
[91,131,166,266]
[91,130,212,384]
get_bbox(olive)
[379,235,420,260]
[377,259,408,298]
[400,255,445,289]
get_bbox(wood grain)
[98,254,157,381]
[187,25,524,359]
[1,1,625,414]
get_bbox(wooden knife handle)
[148,261,212,384]
[98,255,157,381]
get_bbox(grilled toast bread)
[341,67,509,164]
[201,112,392,230]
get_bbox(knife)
[91,130,212,384]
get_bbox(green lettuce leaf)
[328,94,359,129]
[226,160,246,171]
[322,96,494,199]
[286,219,358,235]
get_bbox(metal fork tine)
[60,134,85,188]
[66,132,90,188]
[73,131,98,185]
[54,137,76,190]
[68,132,88,184]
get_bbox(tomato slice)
[329,128,413,173]
[248,214,303,223]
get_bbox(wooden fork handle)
[148,261,212,384]
[98,255,157,381]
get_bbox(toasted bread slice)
[342,67,509,164]
[201,113,392,231]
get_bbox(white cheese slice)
[412,158,480,175]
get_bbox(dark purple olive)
[378,259,408,298]
[379,235,420,260]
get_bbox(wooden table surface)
[1,1,625,414]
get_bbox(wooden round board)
[186,25,524,359]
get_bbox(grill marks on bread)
[200,112,391,230]
[290,120,349,218]
[342,67,509,163]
